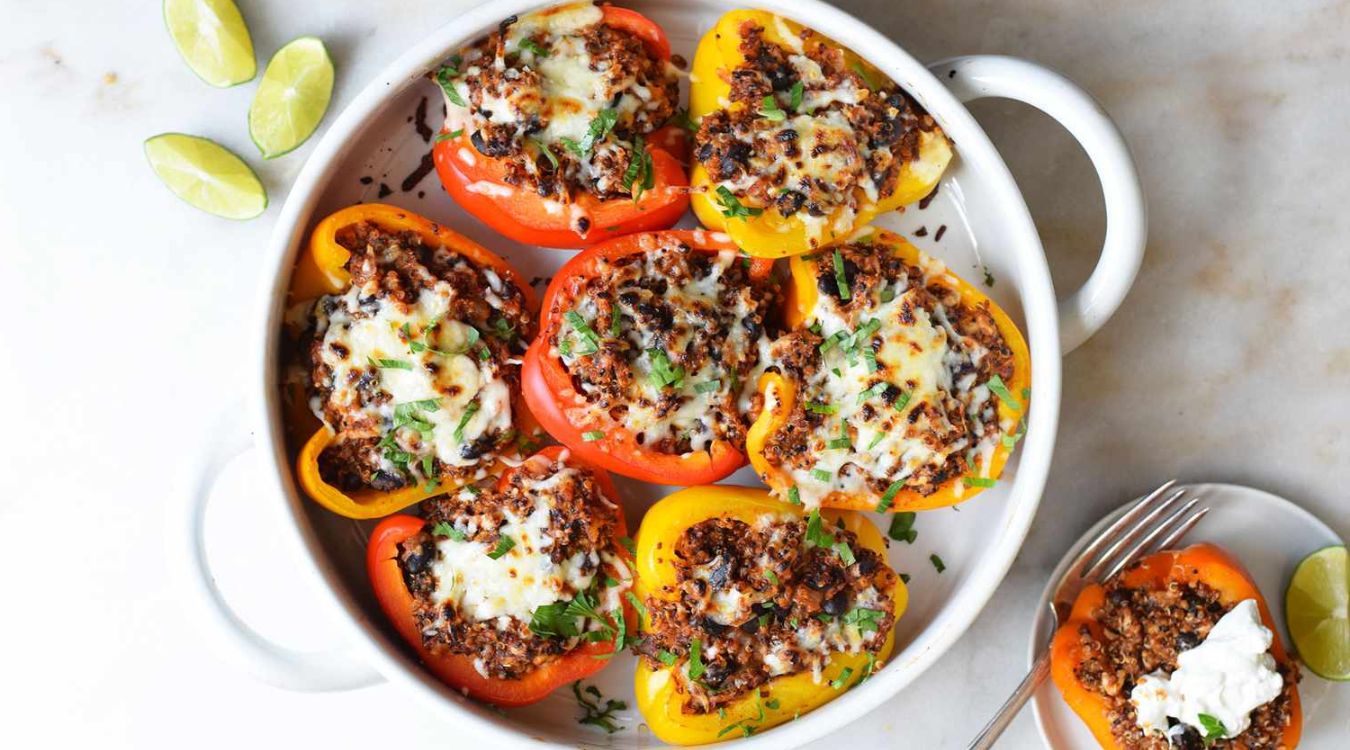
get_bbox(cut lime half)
[249,37,335,159]
[163,0,256,87]
[144,133,267,220]
[1286,544,1349,681]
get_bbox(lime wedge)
[1286,544,1349,680]
[163,0,256,87]
[144,133,267,219]
[248,37,334,159]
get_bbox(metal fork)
[966,480,1209,750]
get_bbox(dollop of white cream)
[1129,599,1284,740]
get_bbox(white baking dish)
[176,1,1146,747]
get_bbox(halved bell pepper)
[432,4,690,249]
[366,445,633,707]
[1050,543,1302,749]
[688,10,953,258]
[287,203,538,519]
[745,229,1031,511]
[632,486,907,745]
[521,230,774,485]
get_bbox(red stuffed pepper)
[522,230,777,485]
[431,2,690,248]
[367,446,635,706]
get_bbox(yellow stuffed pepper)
[284,204,538,519]
[746,229,1031,512]
[633,486,907,744]
[688,10,953,257]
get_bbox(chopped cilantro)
[573,681,626,734]
[887,511,917,543]
[788,80,804,110]
[487,535,515,559]
[431,521,466,541]
[452,399,480,443]
[829,667,855,689]
[693,379,722,394]
[962,476,997,488]
[714,185,763,219]
[518,37,548,57]
[930,553,946,573]
[759,94,786,121]
[581,430,605,442]
[832,249,851,301]
[875,480,906,513]
[657,650,677,667]
[787,486,802,505]
[688,638,705,680]
[435,62,466,106]
[368,356,411,370]
[986,374,1022,411]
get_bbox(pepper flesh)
[687,10,953,258]
[366,446,632,707]
[1049,543,1302,750]
[521,231,774,485]
[287,203,537,519]
[432,5,690,249]
[745,230,1031,511]
[632,486,907,745]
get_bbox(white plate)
[1029,482,1345,749]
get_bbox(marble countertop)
[2,0,1346,747]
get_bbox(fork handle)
[966,649,1052,749]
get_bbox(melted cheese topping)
[554,243,770,454]
[783,250,1012,508]
[445,3,657,151]
[429,475,603,626]
[313,282,512,482]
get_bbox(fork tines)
[1074,480,1210,584]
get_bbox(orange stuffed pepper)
[432,2,690,248]
[285,203,538,519]
[1051,543,1301,749]
[367,446,635,706]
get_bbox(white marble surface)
[1,0,1347,748]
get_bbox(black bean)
[1176,632,1201,652]
[822,590,850,616]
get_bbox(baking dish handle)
[929,55,1146,354]
[172,414,384,692]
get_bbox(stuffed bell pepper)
[367,446,635,706]
[432,2,690,248]
[688,10,953,257]
[522,230,778,485]
[284,203,538,519]
[1050,543,1302,749]
[632,486,906,744]
[746,229,1030,511]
